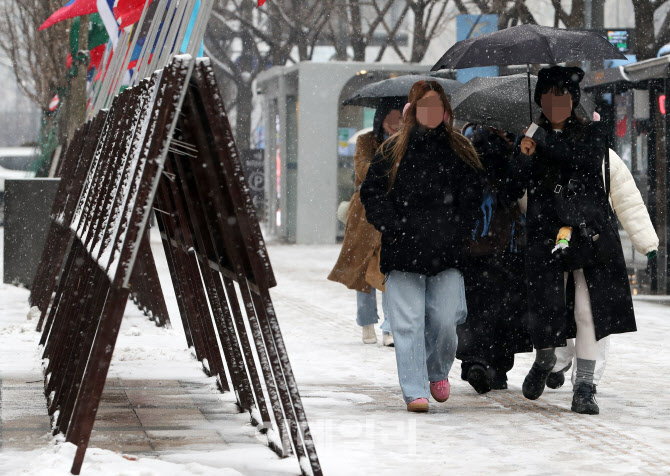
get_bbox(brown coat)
[328,132,386,292]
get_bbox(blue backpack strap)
[480,189,495,237]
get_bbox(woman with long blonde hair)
[360,80,483,412]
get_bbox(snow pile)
[0,283,43,378]
[0,320,38,335]
[0,438,242,476]
[27,306,41,321]
[123,325,142,336]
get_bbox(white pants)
[552,337,610,385]
[553,269,610,385]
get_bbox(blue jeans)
[356,289,391,334]
[385,268,467,403]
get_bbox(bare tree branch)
[0,0,70,108]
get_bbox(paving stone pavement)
[0,376,264,456]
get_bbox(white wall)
[0,57,41,147]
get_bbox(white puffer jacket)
[605,149,658,255]
[517,149,659,255]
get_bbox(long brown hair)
[378,80,482,191]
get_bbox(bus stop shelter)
[256,62,423,244]
[585,56,670,294]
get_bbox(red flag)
[89,44,106,70]
[66,53,72,69]
[114,0,154,29]
[39,0,97,31]
[258,0,267,6]
[128,53,152,70]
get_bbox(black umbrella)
[451,74,595,135]
[343,74,462,107]
[431,24,626,121]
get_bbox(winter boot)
[547,362,572,390]
[522,362,554,400]
[490,371,508,390]
[407,398,429,413]
[361,325,377,344]
[430,379,450,402]
[382,332,394,347]
[571,383,599,415]
[466,364,491,394]
[460,366,469,381]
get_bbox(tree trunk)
[331,8,349,61]
[236,43,254,149]
[349,0,366,61]
[67,15,88,140]
[551,0,585,28]
[269,12,285,67]
[410,4,427,63]
[235,80,253,151]
[633,0,657,60]
[233,3,256,150]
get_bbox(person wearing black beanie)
[508,65,645,415]
[533,66,585,110]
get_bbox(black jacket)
[360,125,482,276]
[508,120,635,348]
[470,127,518,203]
[458,127,532,368]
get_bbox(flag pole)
[132,0,167,85]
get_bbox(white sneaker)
[361,325,377,344]
[383,333,394,347]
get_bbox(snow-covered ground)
[1,228,669,475]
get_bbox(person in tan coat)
[328,99,403,346]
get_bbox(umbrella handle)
[527,64,533,124]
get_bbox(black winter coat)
[458,127,532,371]
[466,127,526,256]
[360,125,482,277]
[469,127,518,204]
[508,120,635,349]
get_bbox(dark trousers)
[457,251,532,380]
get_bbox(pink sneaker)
[430,379,450,402]
[407,398,429,413]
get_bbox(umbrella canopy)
[451,74,595,135]
[432,25,622,122]
[431,24,627,71]
[343,74,461,107]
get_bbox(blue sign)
[456,14,499,84]
[605,55,636,69]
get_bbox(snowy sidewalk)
[1,234,669,475]
[268,244,670,476]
